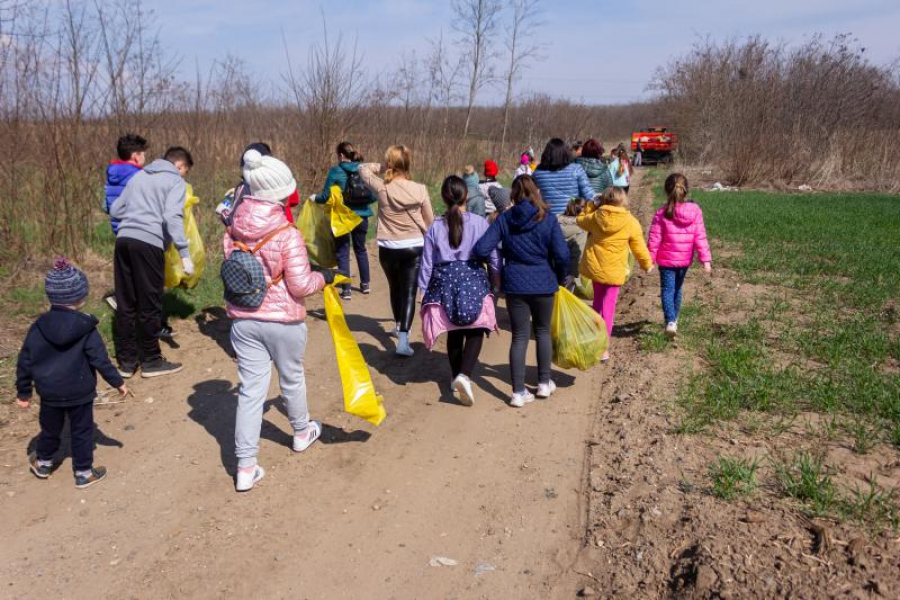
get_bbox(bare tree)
[500,0,545,149]
[452,0,501,137]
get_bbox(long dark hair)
[441,175,468,248]
[537,138,572,172]
[336,141,360,162]
[664,173,689,219]
[510,175,548,222]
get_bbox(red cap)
[484,160,499,178]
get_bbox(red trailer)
[631,127,678,165]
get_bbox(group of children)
[14,134,711,491]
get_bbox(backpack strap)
[233,223,293,287]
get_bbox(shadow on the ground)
[195,307,235,358]
[186,379,371,476]
[612,319,655,339]
[26,423,123,472]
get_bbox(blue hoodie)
[105,161,142,234]
[473,199,569,295]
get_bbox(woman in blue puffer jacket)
[473,175,569,408]
[532,138,595,215]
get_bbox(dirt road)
[0,206,608,598]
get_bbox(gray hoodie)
[111,159,189,257]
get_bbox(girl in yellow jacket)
[577,187,653,360]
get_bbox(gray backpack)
[221,224,292,307]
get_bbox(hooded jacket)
[575,157,613,195]
[111,159,189,257]
[577,204,652,285]
[473,199,569,295]
[647,201,712,268]
[104,161,142,234]
[462,172,486,217]
[314,162,376,218]
[16,307,124,407]
[224,196,325,323]
[532,163,596,215]
[608,159,631,188]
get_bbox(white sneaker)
[105,295,118,311]
[395,338,414,357]
[452,375,475,406]
[536,380,557,399]
[293,421,322,453]
[509,391,535,408]
[235,465,265,492]
[665,322,678,338]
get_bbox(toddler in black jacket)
[15,259,127,488]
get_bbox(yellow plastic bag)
[164,183,206,289]
[551,286,608,370]
[575,275,594,301]
[623,250,636,284]
[328,185,363,238]
[323,274,386,426]
[297,199,337,268]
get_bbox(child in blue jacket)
[105,133,148,234]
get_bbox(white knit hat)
[241,149,297,202]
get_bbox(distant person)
[224,149,332,492]
[360,145,434,356]
[418,176,500,406]
[647,173,712,338]
[313,141,376,300]
[609,148,631,193]
[577,187,653,360]
[217,142,301,227]
[557,198,588,288]
[576,138,613,195]
[105,133,147,235]
[16,259,127,489]
[479,159,503,213]
[487,186,511,223]
[571,140,583,158]
[532,138,595,215]
[473,175,569,408]
[462,165,486,217]
[110,146,194,379]
[514,150,534,177]
[633,139,643,167]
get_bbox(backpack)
[342,165,373,207]
[221,224,292,308]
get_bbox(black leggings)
[378,246,422,332]
[447,329,486,378]
[506,293,554,394]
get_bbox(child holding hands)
[647,173,712,337]
[577,187,653,360]
[16,259,127,488]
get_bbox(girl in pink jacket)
[224,149,332,492]
[647,173,712,337]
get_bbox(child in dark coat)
[15,259,127,488]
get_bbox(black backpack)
[343,165,373,207]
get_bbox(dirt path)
[0,213,609,598]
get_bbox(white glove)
[182,257,195,276]
[308,193,317,203]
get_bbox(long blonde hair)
[616,148,629,177]
[663,173,689,219]
[384,145,411,184]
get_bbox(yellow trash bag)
[574,275,594,301]
[623,250,636,284]
[164,183,205,289]
[328,185,362,238]
[297,199,337,268]
[323,274,387,426]
[551,286,608,370]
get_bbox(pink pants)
[592,283,620,340]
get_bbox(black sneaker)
[158,325,176,340]
[361,283,371,295]
[118,362,139,379]
[75,466,107,489]
[28,453,52,479]
[341,287,352,301]
[141,358,183,378]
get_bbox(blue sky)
[151,0,900,105]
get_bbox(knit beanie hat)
[239,142,272,169]
[45,257,89,306]
[484,159,499,178]
[241,149,296,202]
[488,186,510,212]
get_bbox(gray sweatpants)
[231,319,310,469]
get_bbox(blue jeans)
[659,267,689,323]
[335,217,370,291]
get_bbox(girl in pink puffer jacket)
[647,173,712,337]
[224,149,333,492]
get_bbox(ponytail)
[664,173,689,219]
[336,141,359,162]
[441,175,468,249]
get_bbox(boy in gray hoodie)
[110,146,194,378]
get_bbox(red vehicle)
[631,127,678,165]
